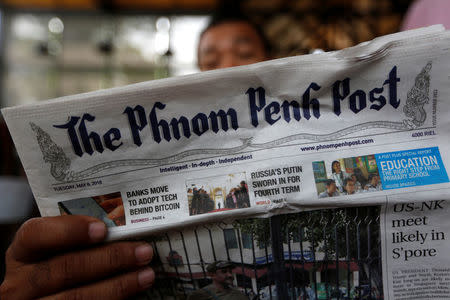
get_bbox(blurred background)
[0,0,430,283]
[0,0,416,108]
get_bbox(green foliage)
[233,217,270,248]
[234,207,381,259]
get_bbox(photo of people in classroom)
[186,173,250,216]
[313,155,382,198]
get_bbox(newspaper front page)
[2,25,450,299]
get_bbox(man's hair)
[368,173,378,181]
[343,178,353,187]
[206,260,235,273]
[198,14,272,56]
[325,179,335,187]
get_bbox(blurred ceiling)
[1,0,218,11]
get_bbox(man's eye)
[202,60,218,70]
[238,51,254,59]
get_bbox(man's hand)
[0,215,155,300]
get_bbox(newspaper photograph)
[1,25,450,299]
[143,206,383,300]
[141,197,450,299]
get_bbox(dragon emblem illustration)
[403,62,432,128]
[31,122,71,181]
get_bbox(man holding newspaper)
[3,8,450,300]
[0,15,268,300]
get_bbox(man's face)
[333,162,341,173]
[198,21,267,71]
[346,181,355,194]
[371,175,379,186]
[213,267,234,287]
[328,182,337,194]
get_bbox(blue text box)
[375,147,449,190]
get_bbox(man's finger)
[40,267,155,300]
[7,215,106,262]
[7,241,153,299]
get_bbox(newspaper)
[381,199,450,300]
[1,25,450,243]
[2,25,450,300]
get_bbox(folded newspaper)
[1,25,449,238]
[3,25,450,300]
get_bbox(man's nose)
[218,54,240,69]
